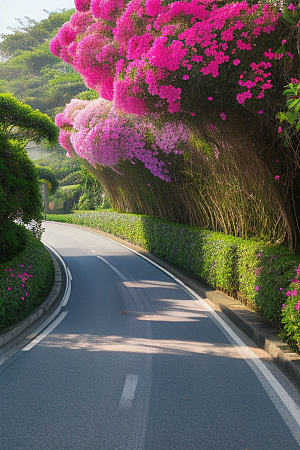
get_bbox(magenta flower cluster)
[56,98,191,180]
[5,264,33,301]
[282,263,300,311]
[50,0,283,115]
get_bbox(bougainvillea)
[56,97,191,180]
[50,0,287,115]
[281,263,300,351]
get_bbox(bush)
[46,211,300,331]
[0,230,54,330]
[0,222,28,264]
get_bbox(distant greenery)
[36,166,59,194]
[34,153,109,212]
[0,231,54,330]
[46,211,300,334]
[0,9,92,119]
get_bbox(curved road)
[1,221,300,449]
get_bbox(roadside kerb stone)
[0,246,62,349]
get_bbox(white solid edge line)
[119,374,139,408]
[42,240,72,308]
[22,311,68,351]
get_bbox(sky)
[0,0,75,36]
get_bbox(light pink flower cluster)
[50,0,282,115]
[56,98,191,180]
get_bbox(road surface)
[1,221,300,450]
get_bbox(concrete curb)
[45,221,300,387]
[0,246,62,349]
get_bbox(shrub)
[281,263,300,351]
[0,230,54,330]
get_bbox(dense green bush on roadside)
[0,230,54,331]
[46,212,300,331]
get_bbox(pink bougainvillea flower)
[286,290,292,296]
[288,3,296,11]
[258,110,263,114]
[208,97,213,101]
[275,175,280,180]
[191,112,195,116]
[280,287,283,290]
[292,289,298,296]
[182,75,189,80]
[287,52,294,59]
[21,297,24,301]
[295,303,300,310]
[233,59,241,66]
[8,287,11,291]
[282,304,286,309]
[278,126,282,133]
[281,39,286,44]
[220,113,226,120]
[255,286,260,291]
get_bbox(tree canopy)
[0,9,92,118]
[0,94,58,260]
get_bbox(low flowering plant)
[281,263,300,351]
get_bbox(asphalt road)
[1,221,300,450]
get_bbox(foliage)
[0,93,58,144]
[0,230,54,330]
[36,165,59,194]
[0,94,57,262]
[46,211,300,334]
[48,184,82,213]
[34,152,82,180]
[0,9,75,58]
[0,131,42,222]
[281,263,300,352]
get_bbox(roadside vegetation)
[0,94,56,331]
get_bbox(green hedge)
[0,229,54,331]
[46,212,300,329]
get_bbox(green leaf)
[282,8,297,25]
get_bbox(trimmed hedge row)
[46,212,300,328]
[0,229,54,331]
